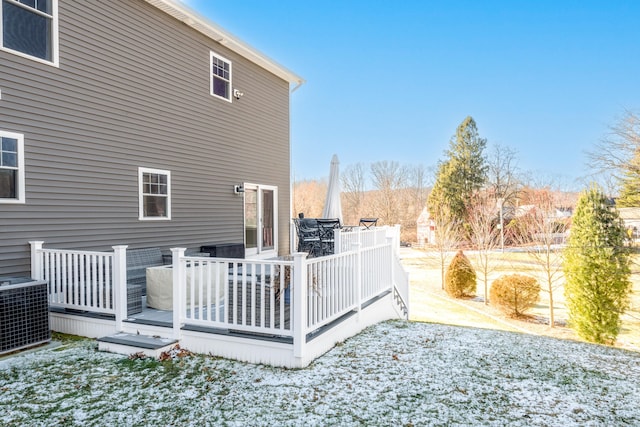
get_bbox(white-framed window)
[138,167,171,220]
[0,130,25,204]
[0,0,59,66]
[210,51,232,102]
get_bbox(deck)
[35,226,409,367]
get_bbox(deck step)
[97,332,178,359]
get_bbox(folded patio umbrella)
[322,154,343,223]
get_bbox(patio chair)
[359,217,378,229]
[293,218,321,257]
[316,218,341,256]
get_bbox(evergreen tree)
[444,250,477,298]
[563,186,632,344]
[427,116,488,229]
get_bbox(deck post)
[292,252,308,359]
[352,242,362,318]
[112,245,128,331]
[334,228,342,254]
[387,235,395,288]
[171,248,186,339]
[394,224,402,254]
[29,241,44,280]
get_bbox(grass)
[403,247,640,351]
[1,248,639,425]
[2,321,640,426]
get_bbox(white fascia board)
[144,0,305,92]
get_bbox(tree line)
[293,162,429,242]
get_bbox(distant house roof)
[416,207,431,226]
[145,0,305,91]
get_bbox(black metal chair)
[316,218,341,255]
[359,217,378,229]
[293,218,320,257]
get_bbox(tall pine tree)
[427,116,487,230]
[563,186,631,344]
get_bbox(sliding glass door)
[244,184,277,257]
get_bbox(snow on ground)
[2,320,639,426]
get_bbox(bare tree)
[398,164,430,242]
[370,161,408,225]
[341,162,368,224]
[467,191,501,305]
[586,110,640,196]
[292,179,327,218]
[486,144,521,249]
[432,203,463,289]
[510,186,567,327]
[408,164,429,211]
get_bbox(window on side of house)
[138,167,171,220]
[1,0,59,66]
[0,130,25,204]
[210,51,231,102]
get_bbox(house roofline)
[145,0,305,92]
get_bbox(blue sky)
[184,1,640,189]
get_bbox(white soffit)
[145,0,304,92]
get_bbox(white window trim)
[138,167,171,221]
[0,0,60,67]
[210,50,232,103]
[0,130,25,204]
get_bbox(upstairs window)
[210,51,231,102]
[0,131,25,204]
[138,167,171,220]
[1,0,58,65]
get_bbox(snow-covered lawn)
[2,320,639,426]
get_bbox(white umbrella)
[322,154,343,223]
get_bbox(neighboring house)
[0,0,303,278]
[416,207,435,247]
[617,207,640,240]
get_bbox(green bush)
[444,250,476,298]
[563,186,631,344]
[490,274,540,318]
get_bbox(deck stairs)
[393,286,409,319]
[97,332,178,358]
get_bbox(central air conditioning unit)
[0,277,50,355]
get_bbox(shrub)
[563,186,631,344]
[490,274,540,318]
[444,250,476,298]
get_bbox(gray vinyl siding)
[0,0,292,276]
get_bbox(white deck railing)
[32,244,112,314]
[305,251,359,331]
[30,225,407,351]
[175,254,294,337]
[30,242,129,330]
[334,226,388,253]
